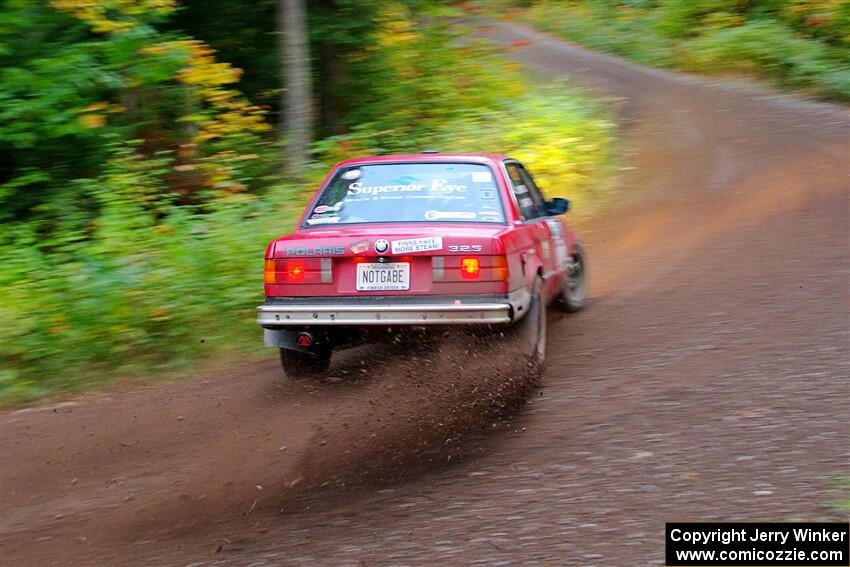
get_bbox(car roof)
[332,153,510,168]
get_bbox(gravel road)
[1,20,848,567]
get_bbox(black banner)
[666,522,849,566]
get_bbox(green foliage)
[1,1,617,403]
[500,0,850,100]
[512,1,678,68]
[780,0,850,48]
[682,19,849,96]
[0,0,279,401]
[311,7,617,209]
[1,145,305,400]
[0,0,276,224]
[655,0,741,39]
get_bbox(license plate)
[356,262,410,291]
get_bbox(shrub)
[682,20,849,98]
[1,146,304,399]
[501,0,850,100]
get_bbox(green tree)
[0,0,272,225]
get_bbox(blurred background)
[1,0,846,402]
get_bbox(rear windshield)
[303,162,506,226]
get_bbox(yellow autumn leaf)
[79,113,106,129]
[84,102,108,112]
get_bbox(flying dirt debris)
[293,332,543,488]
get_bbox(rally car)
[257,153,587,378]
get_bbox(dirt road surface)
[2,21,848,567]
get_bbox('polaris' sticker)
[285,245,345,256]
[391,236,443,254]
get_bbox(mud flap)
[264,328,300,350]
[508,279,546,375]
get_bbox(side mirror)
[546,197,569,215]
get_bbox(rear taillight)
[264,258,333,284]
[287,259,305,281]
[264,259,276,284]
[433,255,507,282]
[460,257,480,280]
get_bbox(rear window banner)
[306,163,506,225]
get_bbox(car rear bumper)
[257,290,530,327]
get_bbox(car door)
[503,160,557,298]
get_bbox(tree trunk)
[279,0,312,170]
[318,41,344,137]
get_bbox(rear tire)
[279,347,331,379]
[559,242,588,313]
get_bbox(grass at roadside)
[823,474,850,516]
[469,1,849,101]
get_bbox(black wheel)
[559,242,588,313]
[279,346,331,379]
[513,276,546,374]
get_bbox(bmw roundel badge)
[374,239,390,254]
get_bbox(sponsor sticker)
[391,236,443,254]
[341,169,361,180]
[349,239,369,255]
[546,219,568,267]
[471,171,492,183]
[285,245,345,256]
[425,210,477,221]
[546,218,564,238]
[312,202,342,215]
[480,189,496,200]
[306,217,341,225]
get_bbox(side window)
[505,162,540,221]
[517,165,547,216]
